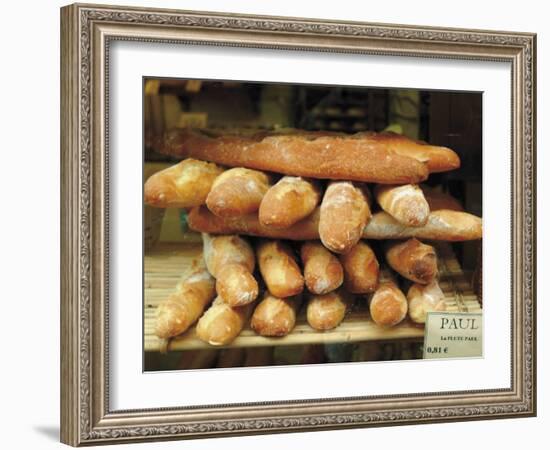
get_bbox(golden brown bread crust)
[374,184,430,227]
[154,269,216,339]
[206,167,271,217]
[160,128,430,184]
[300,241,344,295]
[319,181,372,254]
[189,206,320,240]
[195,297,254,346]
[339,241,380,294]
[385,238,438,284]
[306,290,349,331]
[354,131,460,173]
[144,158,223,208]
[250,293,301,337]
[369,280,408,327]
[257,240,304,298]
[189,206,482,242]
[259,176,321,228]
[216,263,259,307]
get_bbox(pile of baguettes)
[145,128,482,347]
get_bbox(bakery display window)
[142,79,482,371]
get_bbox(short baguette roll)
[154,268,216,339]
[385,238,438,284]
[257,240,304,298]
[250,293,301,337]
[202,234,258,306]
[306,290,349,331]
[259,176,321,228]
[339,241,380,294]
[369,279,408,327]
[206,167,271,217]
[407,280,447,324]
[319,182,371,254]
[374,184,430,227]
[300,241,344,295]
[144,158,223,208]
[188,207,482,241]
[196,297,254,346]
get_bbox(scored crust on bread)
[160,128,435,184]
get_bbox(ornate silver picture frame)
[60,3,536,446]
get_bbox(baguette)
[369,277,408,327]
[144,158,223,208]
[374,184,430,227]
[154,268,216,339]
[196,297,254,346]
[188,206,482,241]
[319,182,371,253]
[407,280,447,324]
[259,176,321,228]
[206,167,271,217]
[300,241,344,294]
[250,293,302,337]
[160,128,431,183]
[385,238,438,284]
[202,234,258,306]
[256,240,304,298]
[306,290,349,331]
[339,241,379,294]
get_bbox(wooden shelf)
[144,242,481,352]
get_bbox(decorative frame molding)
[60,3,536,446]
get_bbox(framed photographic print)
[60,3,536,446]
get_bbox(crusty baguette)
[374,184,430,227]
[259,176,321,228]
[319,182,371,253]
[385,238,438,284]
[339,241,379,294]
[206,167,271,217]
[300,241,344,294]
[144,158,224,208]
[188,207,482,241]
[154,268,216,339]
[363,210,482,241]
[196,297,254,346]
[202,234,258,306]
[407,280,447,324]
[306,290,349,331]
[250,293,302,337]
[256,240,304,298]
[159,128,431,183]
[353,131,460,173]
[369,277,408,327]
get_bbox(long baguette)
[300,241,344,295]
[196,297,254,346]
[369,276,408,327]
[306,290,350,331]
[374,184,430,227]
[339,241,379,294]
[206,167,271,217]
[154,268,216,339]
[385,238,438,284]
[256,240,304,298]
[188,206,482,241]
[259,176,321,228]
[250,293,302,337]
[319,182,371,253]
[144,158,223,208]
[202,234,258,306]
[407,280,447,324]
[160,128,432,183]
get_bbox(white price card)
[423,312,483,359]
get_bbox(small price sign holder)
[423,312,483,359]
